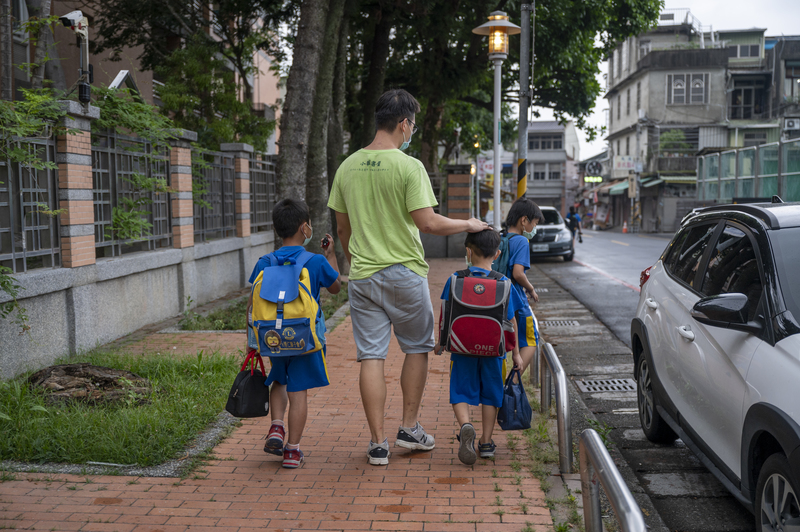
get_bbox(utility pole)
[517,3,532,200]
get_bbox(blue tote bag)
[497,369,533,431]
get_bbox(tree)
[1,0,12,100]
[276,0,328,201]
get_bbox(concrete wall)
[0,232,274,380]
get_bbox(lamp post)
[473,11,520,230]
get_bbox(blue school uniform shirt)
[440,266,526,321]
[248,246,339,300]
[505,234,531,311]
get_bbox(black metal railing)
[193,151,236,242]
[0,137,61,273]
[249,154,277,233]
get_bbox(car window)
[541,210,562,225]
[701,225,763,321]
[768,228,800,323]
[669,224,716,288]
[663,228,691,272]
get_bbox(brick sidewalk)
[0,259,551,532]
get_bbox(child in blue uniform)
[434,229,525,465]
[246,199,340,468]
[504,198,544,375]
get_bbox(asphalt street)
[531,228,756,532]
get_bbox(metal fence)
[249,154,277,233]
[92,130,171,257]
[0,138,61,273]
[539,342,573,474]
[193,151,236,242]
[429,172,447,216]
[698,138,800,202]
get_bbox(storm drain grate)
[575,378,637,393]
[540,320,580,328]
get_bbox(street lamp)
[473,11,520,230]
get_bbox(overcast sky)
[534,0,800,162]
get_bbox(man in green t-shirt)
[328,89,487,465]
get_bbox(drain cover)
[540,320,580,328]
[575,378,637,393]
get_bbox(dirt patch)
[377,505,413,513]
[434,477,470,484]
[27,364,151,405]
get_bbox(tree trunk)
[419,101,444,172]
[276,0,329,203]
[1,0,13,100]
[305,0,346,250]
[358,8,392,148]
[26,0,64,90]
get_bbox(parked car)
[631,199,800,532]
[530,206,574,261]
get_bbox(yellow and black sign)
[517,158,527,198]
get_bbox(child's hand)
[321,233,334,257]
[526,287,539,303]
[434,343,444,355]
[512,352,523,371]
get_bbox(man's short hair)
[506,198,544,227]
[375,89,421,133]
[273,198,310,239]
[464,229,501,259]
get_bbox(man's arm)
[335,211,353,266]
[410,207,487,236]
[321,232,341,295]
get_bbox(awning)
[608,181,629,195]
[661,175,697,184]
[642,178,664,188]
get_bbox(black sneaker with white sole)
[395,422,436,451]
[367,439,390,465]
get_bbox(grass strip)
[0,350,240,466]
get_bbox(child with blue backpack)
[435,229,525,465]
[502,198,544,374]
[246,199,340,468]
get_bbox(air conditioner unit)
[785,118,800,131]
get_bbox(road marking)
[573,259,641,293]
[610,240,630,246]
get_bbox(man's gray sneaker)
[395,422,436,451]
[368,439,390,465]
[457,423,477,465]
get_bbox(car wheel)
[636,354,677,443]
[756,454,800,532]
[564,251,574,262]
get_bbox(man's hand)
[465,217,489,233]
[434,343,444,355]
[526,287,539,303]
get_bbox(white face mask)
[302,224,313,246]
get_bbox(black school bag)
[439,269,516,357]
[225,350,270,418]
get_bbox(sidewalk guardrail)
[579,428,647,532]
[539,342,572,474]
[530,314,540,385]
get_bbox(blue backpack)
[492,232,525,278]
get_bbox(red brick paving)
[0,259,550,531]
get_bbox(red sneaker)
[282,447,304,469]
[264,423,285,456]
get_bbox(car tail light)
[640,266,652,288]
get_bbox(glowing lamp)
[472,11,520,58]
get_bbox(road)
[533,229,756,532]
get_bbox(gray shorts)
[349,264,435,361]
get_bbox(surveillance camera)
[59,10,83,28]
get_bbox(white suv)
[631,200,800,532]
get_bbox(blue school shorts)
[266,347,330,392]
[449,353,508,408]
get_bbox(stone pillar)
[169,129,198,249]
[446,164,473,220]
[57,101,100,268]
[220,143,254,238]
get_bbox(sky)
[534,0,800,162]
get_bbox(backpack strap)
[485,270,504,281]
[454,269,472,278]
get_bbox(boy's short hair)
[464,229,501,258]
[375,89,421,133]
[506,198,544,227]
[273,199,310,239]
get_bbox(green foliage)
[659,129,692,153]
[586,417,615,450]
[0,88,71,170]
[0,350,239,466]
[155,35,275,151]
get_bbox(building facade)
[525,121,580,214]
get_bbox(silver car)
[529,206,574,261]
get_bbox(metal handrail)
[530,313,541,385]
[579,429,647,532]
[539,342,572,474]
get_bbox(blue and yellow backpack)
[249,251,326,357]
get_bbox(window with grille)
[785,61,800,102]
[667,73,709,105]
[528,135,563,151]
[626,88,631,116]
[532,163,546,180]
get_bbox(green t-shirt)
[328,149,438,280]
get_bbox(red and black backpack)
[439,269,516,357]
